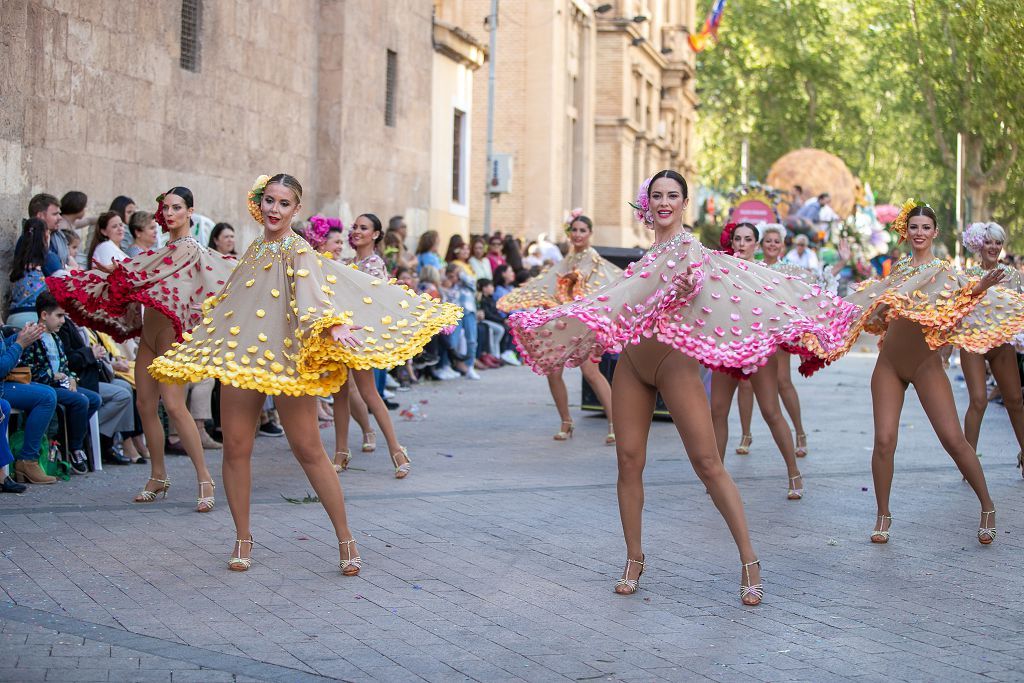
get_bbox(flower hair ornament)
[719,221,739,255]
[154,193,168,232]
[628,177,654,227]
[564,207,584,234]
[962,222,993,255]
[247,174,271,225]
[306,214,342,250]
[890,198,926,244]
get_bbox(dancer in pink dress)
[510,170,861,605]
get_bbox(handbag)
[4,367,32,384]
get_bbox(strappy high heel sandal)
[795,432,808,457]
[339,539,362,576]
[228,537,254,571]
[735,434,752,455]
[605,423,616,446]
[553,420,574,441]
[331,450,352,473]
[613,556,645,595]
[740,560,763,606]
[362,431,377,453]
[978,510,996,545]
[390,446,411,479]
[133,477,170,503]
[787,474,804,500]
[870,514,892,543]
[196,480,216,513]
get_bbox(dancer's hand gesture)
[330,324,362,348]
[669,262,700,300]
[973,268,1006,295]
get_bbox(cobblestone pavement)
[1,351,1022,682]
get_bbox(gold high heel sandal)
[740,560,763,606]
[228,537,254,571]
[613,556,645,595]
[362,431,377,453]
[735,434,752,455]
[133,477,170,503]
[331,450,352,473]
[795,432,808,457]
[787,474,804,500]
[978,510,996,545]
[196,480,215,513]
[390,446,411,479]
[870,514,892,543]
[605,423,616,446]
[339,539,362,576]
[553,420,574,441]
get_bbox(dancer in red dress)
[48,187,235,512]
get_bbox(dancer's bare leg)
[351,369,409,471]
[737,381,754,440]
[331,381,353,456]
[219,384,264,562]
[546,369,573,432]
[988,346,1024,453]
[710,372,739,461]
[776,352,806,438]
[611,350,655,592]
[912,356,995,531]
[748,359,802,493]
[961,351,989,452]
[275,393,356,556]
[581,361,615,436]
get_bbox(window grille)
[180,0,201,72]
[452,109,465,203]
[385,50,398,127]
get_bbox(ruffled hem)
[299,301,464,372]
[148,356,348,397]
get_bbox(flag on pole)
[688,0,727,53]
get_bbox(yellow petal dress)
[149,233,462,396]
[497,247,623,312]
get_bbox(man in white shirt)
[784,234,820,269]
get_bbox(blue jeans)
[450,312,479,362]
[0,400,12,469]
[2,382,57,460]
[53,387,101,451]
[373,368,387,397]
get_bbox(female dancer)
[733,225,851,456]
[150,174,460,572]
[708,223,803,499]
[48,187,235,512]
[329,213,412,477]
[498,213,621,443]
[830,201,1024,544]
[960,222,1024,475]
[510,170,859,604]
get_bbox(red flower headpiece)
[719,221,738,255]
[154,193,168,232]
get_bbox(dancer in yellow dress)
[150,174,461,573]
[959,221,1024,475]
[498,212,622,444]
[828,201,1024,545]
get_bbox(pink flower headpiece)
[628,177,654,228]
[564,207,584,233]
[305,214,342,249]
[961,222,992,255]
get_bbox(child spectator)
[22,293,101,474]
[61,230,81,270]
[493,263,516,301]
[476,278,512,366]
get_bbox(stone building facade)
[0,0,440,294]
[458,0,698,247]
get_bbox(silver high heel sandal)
[613,556,645,595]
[870,514,892,544]
[740,560,763,606]
[228,537,254,571]
[390,446,411,479]
[339,539,362,576]
[196,480,216,513]
[978,510,996,545]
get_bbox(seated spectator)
[0,398,23,493]
[2,321,58,485]
[468,236,492,281]
[109,196,136,225]
[441,263,479,380]
[486,234,506,274]
[522,241,543,269]
[86,211,129,267]
[476,278,516,366]
[61,230,82,270]
[90,330,148,460]
[417,265,442,300]
[125,211,158,257]
[55,309,141,465]
[503,234,525,272]
[493,263,516,301]
[8,218,63,328]
[416,230,444,273]
[784,234,820,269]
[23,293,101,474]
[208,222,237,256]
